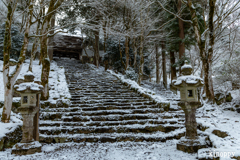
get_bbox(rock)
[212,130,229,138]
[0,125,22,151]
[12,101,21,113]
[215,93,225,105]
[11,141,42,155]
[236,108,240,113]
[177,139,207,153]
[225,92,232,102]
[0,138,5,151]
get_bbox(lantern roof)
[172,61,204,88]
[14,71,43,94]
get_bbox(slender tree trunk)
[29,18,41,72]
[207,0,216,101]
[155,43,160,84]
[170,51,177,82]
[94,30,100,68]
[103,21,107,53]
[125,36,129,70]
[2,0,32,122]
[40,0,64,100]
[119,40,125,69]
[138,34,144,85]
[178,0,185,63]
[133,37,137,69]
[48,14,55,61]
[40,35,50,100]
[187,0,215,101]
[161,41,167,89]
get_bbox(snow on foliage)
[125,67,138,82]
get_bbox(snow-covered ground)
[0,141,196,160]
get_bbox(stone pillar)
[179,102,200,139]
[177,101,206,153]
[21,112,36,143]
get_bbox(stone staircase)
[39,59,185,143]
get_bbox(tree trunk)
[2,0,32,122]
[29,19,41,72]
[138,35,144,85]
[133,38,138,69]
[207,0,216,101]
[103,21,107,53]
[187,0,215,101]
[125,36,129,70]
[170,51,177,82]
[94,30,100,68]
[48,14,55,61]
[40,0,64,100]
[162,41,167,89]
[155,43,160,84]
[178,0,185,63]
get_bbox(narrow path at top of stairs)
[39,58,185,143]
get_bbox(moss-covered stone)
[12,101,21,113]
[226,92,232,102]
[0,125,22,151]
[177,139,207,153]
[212,130,229,138]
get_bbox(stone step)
[39,124,183,135]
[39,119,184,127]
[41,104,164,112]
[62,114,159,122]
[39,129,186,143]
[41,109,168,120]
[41,111,185,122]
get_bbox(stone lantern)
[11,71,43,155]
[172,61,206,153]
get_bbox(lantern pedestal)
[11,141,42,155]
[11,106,42,155]
[177,102,207,153]
[177,137,207,153]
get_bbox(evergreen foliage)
[0,23,24,60]
[125,67,138,82]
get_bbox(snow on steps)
[39,58,184,143]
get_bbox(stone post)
[11,71,43,155]
[172,61,207,153]
[179,102,200,139]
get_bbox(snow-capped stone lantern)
[11,71,43,155]
[172,60,206,153]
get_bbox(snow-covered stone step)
[39,123,183,136]
[62,114,159,122]
[70,101,155,106]
[41,104,163,112]
[70,98,150,103]
[39,129,186,143]
[41,109,167,120]
[39,119,184,127]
